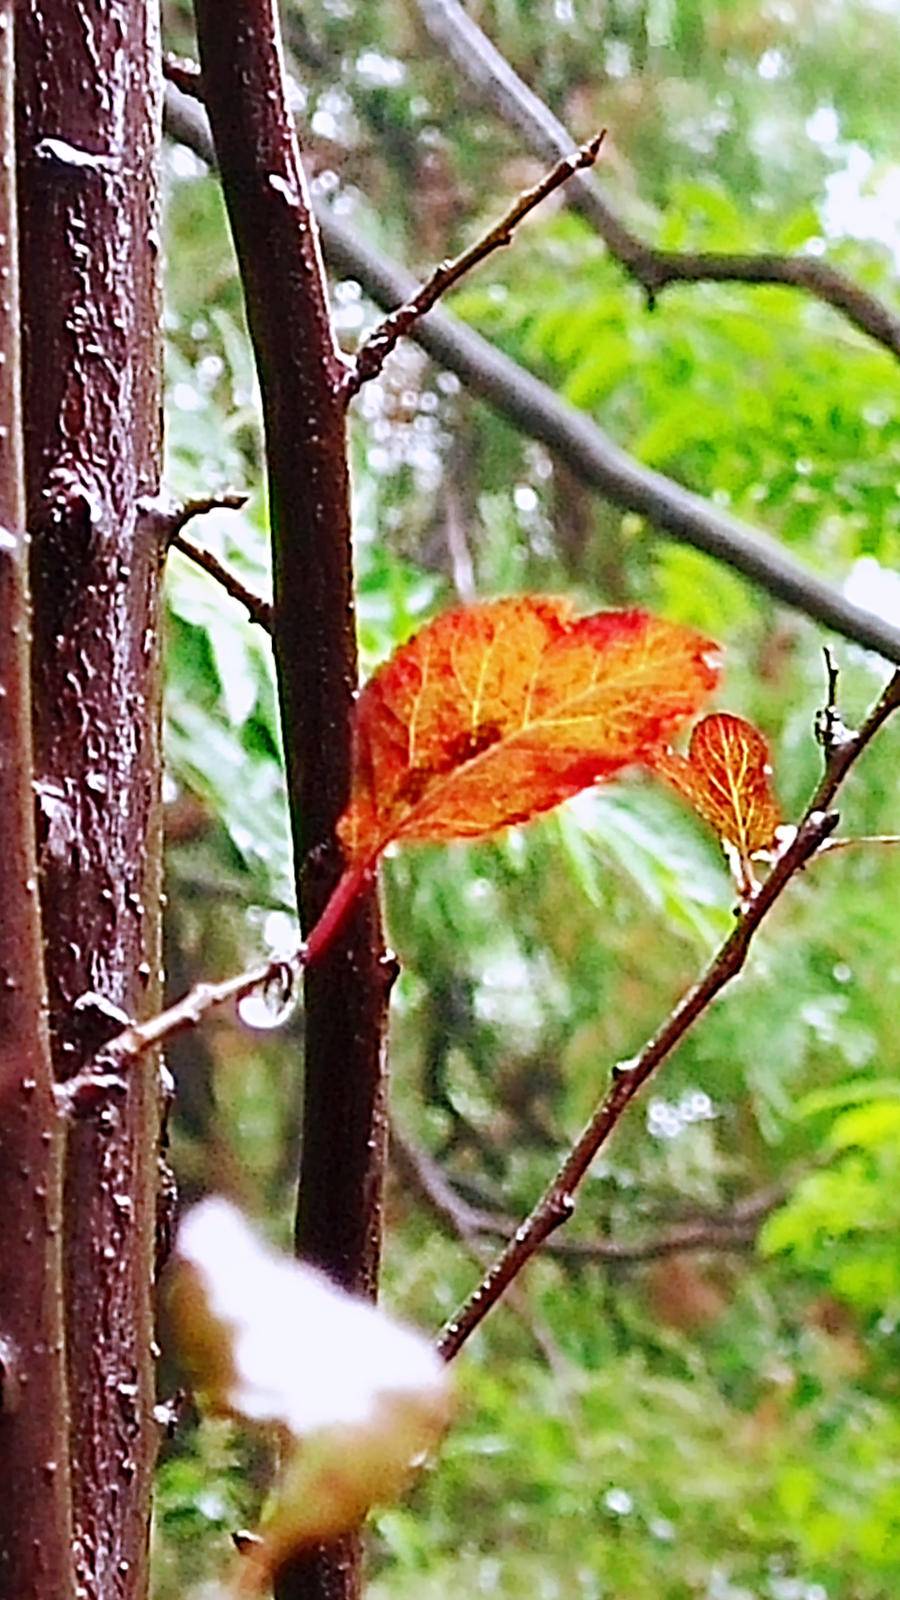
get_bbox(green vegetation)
[155,1,900,1594]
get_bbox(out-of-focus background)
[155,3,900,1595]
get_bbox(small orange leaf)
[337,598,721,870]
[652,712,780,893]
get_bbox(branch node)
[139,489,249,550]
[436,674,897,1361]
[345,129,606,399]
[163,53,204,101]
[815,645,854,760]
[55,1072,128,1120]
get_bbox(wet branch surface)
[345,130,605,396]
[436,667,900,1360]
[164,85,900,665]
[170,535,272,630]
[0,6,72,1589]
[191,3,390,1597]
[142,489,273,628]
[416,0,900,361]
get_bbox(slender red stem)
[304,862,379,967]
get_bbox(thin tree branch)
[141,488,272,626]
[817,833,900,854]
[345,130,605,397]
[415,0,900,360]
[157,490,249,542]
[391,1127,781,1263]
[140,489,271,624]
[318,219,900,664]
[189,7,389,1596]
[164,84,900,664]
[436,667,900,1360]
[170,535,272,629]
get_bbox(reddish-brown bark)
[193,2,392,1596]
[15,3,165,1594]
[0,7,72,1594]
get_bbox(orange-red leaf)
[337,597,721,868]
[652,712,780,891]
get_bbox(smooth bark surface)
[0,7,72,1594]
[193,3,392,1596]
[16,4,165,1594]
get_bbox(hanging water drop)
[237,963,296,1031]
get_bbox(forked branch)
[345,131,605,397]
[436,666,900,1360]
[144,490,273,629]
[163,84,900,664]
[391,1126,785,1264]
[416,0,900,361]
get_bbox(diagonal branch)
[436,666,900,1360]
[93,660,900,1099]
[170,535,272,629]
[345,130,605,396]
[162,86,900,665]
[415,0,900,361]
[391,1126,784,1264]
[141,490,273,627]
[319,207,900,663]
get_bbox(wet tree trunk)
[15,3,165,1596]
[0,6,72,1594]
[194,2,392,1597]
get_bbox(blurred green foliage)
[155,0,900,1595]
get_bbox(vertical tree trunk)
[193,3,392,1596]
[15,4,164,1596]
[0,7,73,1594]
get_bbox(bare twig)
[391,1127,573,1371]
[392,1127,781,1264]
[167,491,248,537]
[171,534,272,629]
[142,488,271,626]
[814,645,852,757]
[437,668,900,1360]
[88,862,374,1082]
[140,489,249,545]
[416,0,900,361]
[817,834,900,855]
[113,958,293,1060]
[345,131,605,397]
[163,84,900,664]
